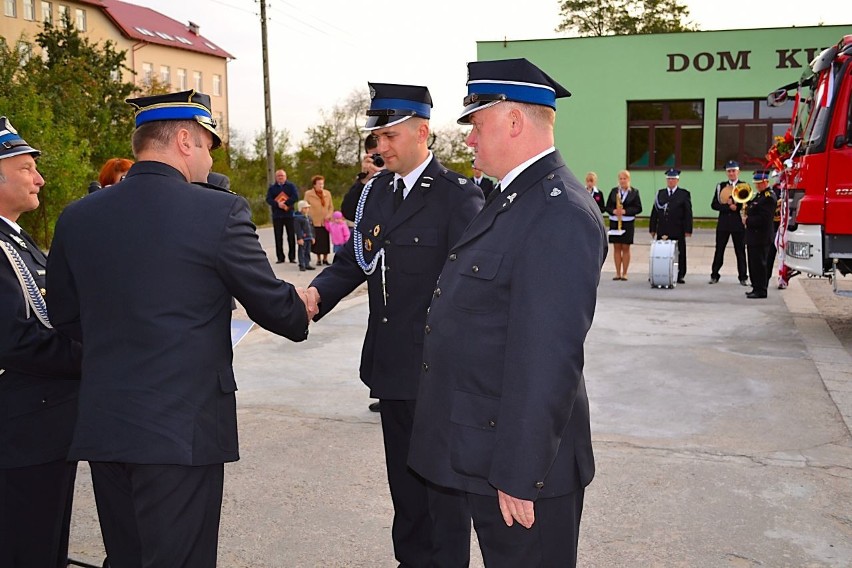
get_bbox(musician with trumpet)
[605,170,642,280]
[709,160,749,286]
[744,170,777,299]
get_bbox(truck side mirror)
[834,134,848,149]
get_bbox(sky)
[128,0,852,147]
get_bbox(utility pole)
[260,0,275,186]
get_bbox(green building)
[477,25,851,217]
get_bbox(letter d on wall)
[667,53,689,72]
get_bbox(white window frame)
[22,0,34,20]
[193,71,202,92]
[160,65,170,86]
[74,7,84,30]
[177,68,187,90]
[5,0,17,18]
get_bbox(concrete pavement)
[67,226,852,567]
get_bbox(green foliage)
[431,126,474,174]
[556,0,698,36]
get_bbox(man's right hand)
[360,154,382,179]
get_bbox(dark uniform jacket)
[711,180,747,232]
[745,189,776,247]
[604,186,642,219]
[0,223,80,468]
[310,157,483,400]
[265,180,299,219]
[470,176,495,201]
[408,150,607,501]
[649,187,693,239]
[47,161,308,466]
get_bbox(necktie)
[484,183,501,208]
[668,189,672,197]
[394,178,405,212]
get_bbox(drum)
[649,239,678,288]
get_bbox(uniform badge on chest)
[365,238,373,252]
[373,225,381,237]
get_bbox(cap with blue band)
[0,117,40,160]
[126,89,221,149]
[364,83,432,131]
[458,58,571,124]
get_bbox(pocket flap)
[459,250,502,281]
[450,390,500,430]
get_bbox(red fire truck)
[767,35,852,294]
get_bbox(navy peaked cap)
[724,160,740,170]
[126,89,221,149]
[458,58,571,124]
[0,117,40,160]
[364,83,432,131]
[752,170,770,181]
[665,168,681,178]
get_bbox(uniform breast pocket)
[393,227,438,274]
[450,250,504,314]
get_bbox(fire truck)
[767,35,852,294]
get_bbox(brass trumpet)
[731,182,755,204]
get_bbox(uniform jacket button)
[385,239,391,245]
[381,317,388,323]
[472,265,479,273]
[535,481,544,489]
[488,420,496,427]
[424,325,431,334]
[422,362,429,372]
[449,253,457,261]
[414,236,420,243]
[434,288,441,297]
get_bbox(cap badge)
[369,85,376,99]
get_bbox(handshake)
[296,286,321,321]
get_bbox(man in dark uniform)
[744,170,777,299]
[307,83,483,567]
[408,58,607,567]
[649,168,693,284]
[47,91,315,566]
[470,160,495,200]
[265,168,299,264]
[0,117,81,568]
[766,180,782,289]
[709,160,749,285]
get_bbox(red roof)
[96,0,234,60]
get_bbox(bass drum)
[649,239,678,288]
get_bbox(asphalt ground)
[66,227,852,567]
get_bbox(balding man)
[266,168,299,264]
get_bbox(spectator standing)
[0,116,81,568]
[46,90,314,566]
[294,200,316,271]
[325,210,351,255]
[584,171,606,213]
[265,169,299,264]
[470,160,495,200]
[304,175,334,266]
[604,170,642,280]
[341,135,384,222]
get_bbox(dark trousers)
[298,239,312,268]
[90,462,224,568]
[467,488,585,568]
[0,460,77,568]
[766,222,780,288]
[711,229,747,281]
[380,399,471,568]
[748,244,770,296]
[674,235,687,280]
[272,216,296,262]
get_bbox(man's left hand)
[498,489,535,529]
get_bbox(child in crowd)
[294,200,315,271]
[325,211,351,256]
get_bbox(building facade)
[478,25,850,217]
[1,0,232,141]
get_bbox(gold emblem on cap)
[365,239,373,252]
[373,225,381,237]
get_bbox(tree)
[556,0,698,36]
[430,126,473,174]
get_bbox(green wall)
[478,25,851,217]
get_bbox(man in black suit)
[0,117,81,567]
[408,58,607,567]
[709,160,749,285]
[470,160,495,200]
[341,134,384,223]
[307,83,483,567]
[649,168,693,284]
[744,170,777,299]
[47,91,315,566]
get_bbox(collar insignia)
[10,234,27,249]
[550,188,562,197]
[507,192,517,203]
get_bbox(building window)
[17,41,31,63]
[627,100,704,170]
[5,0,16,17]
[56,3,67,27]
[74,7,84,30]
[715,98,794,170]
[177,68,186,90]
[160,65,170,86]
[40,0,50,23]
[212,74,221,96]
[193,71,202,92]
[142,62,153,84]
[23,0,34,20]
